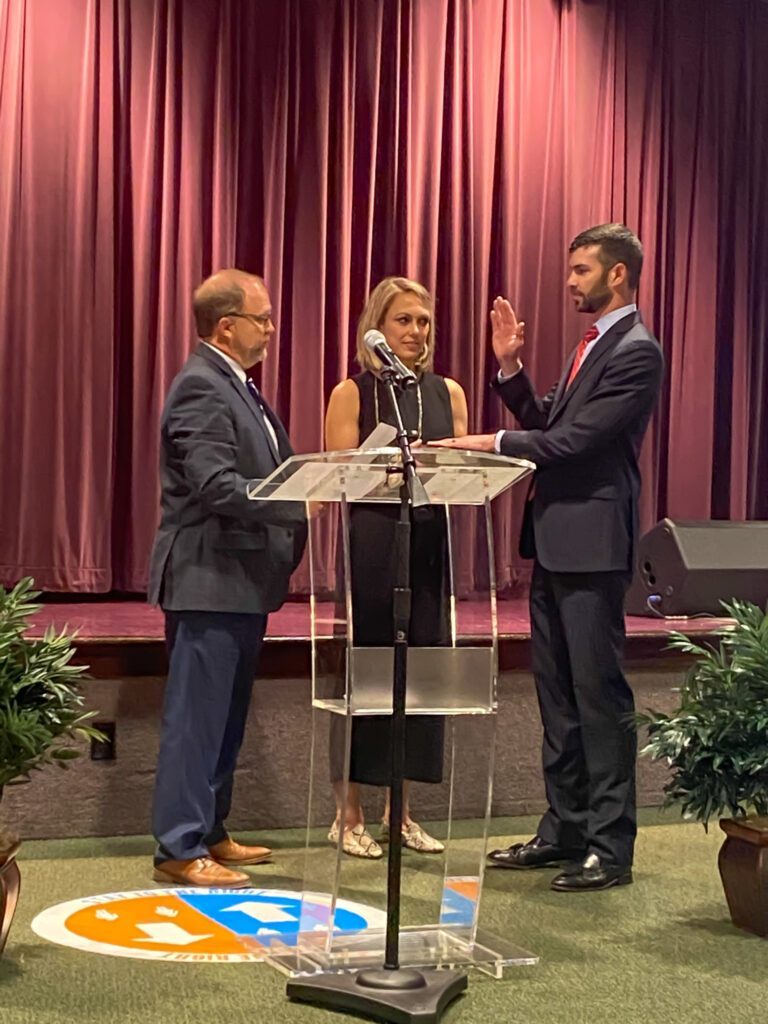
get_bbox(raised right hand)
[490,296,526,376]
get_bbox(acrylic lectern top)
[247,448,534,506]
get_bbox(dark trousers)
[530,562,636,866]
[152,610,267,864]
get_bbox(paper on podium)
[359,422,397,449]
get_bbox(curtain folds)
[1,0,766,592]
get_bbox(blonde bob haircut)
[355,276,435,374]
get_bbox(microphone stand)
[287,368,467,1023]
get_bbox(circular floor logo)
[32,888,386,963]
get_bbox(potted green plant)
[636,599,768,937]
[0,577,101,954]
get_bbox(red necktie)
[566,326,599,388]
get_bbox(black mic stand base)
[287,966,467,1024]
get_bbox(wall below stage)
[1,658,680,841]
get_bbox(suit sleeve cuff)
[497,365,523,383]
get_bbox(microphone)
[363,330,417,388]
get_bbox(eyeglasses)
[223,311,274,327]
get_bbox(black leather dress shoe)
[487,835,583,870]
[550,853,633,892]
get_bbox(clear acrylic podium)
[247,448,538,979]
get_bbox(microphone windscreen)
[363,329,387,352]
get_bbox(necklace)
[373,375,423,440]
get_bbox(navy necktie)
[245,379,280,460]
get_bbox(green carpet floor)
[0,812,765,1024]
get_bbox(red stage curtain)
[1,0,766,592]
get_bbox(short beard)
[244,347,267,369]
[578,271,612,314]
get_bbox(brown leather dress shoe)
[152,856,250,888]
[208,837,272,866]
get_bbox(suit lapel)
[194,344,282,465]
[548,312,640,426]
[231,377,282,465]
[547,350,578,422]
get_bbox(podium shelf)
[313,645,497,715]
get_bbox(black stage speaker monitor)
[625,519,768,617]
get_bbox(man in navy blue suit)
[431,225,663,891]
[148,269,306,888]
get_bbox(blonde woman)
[325,277,468,858]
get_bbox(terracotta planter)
[0,833,21,956]
[718,816,768,938]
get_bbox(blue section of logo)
[179,892,370,944]
[439,887,476,927]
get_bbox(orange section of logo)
[66,895,249,958]
[445,878,480,901]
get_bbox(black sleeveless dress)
[344,370,454,785]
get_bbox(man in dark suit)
[148,269,306,888]
[430,224,663,891]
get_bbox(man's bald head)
[193,269,266,338]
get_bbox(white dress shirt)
[493,304,637,453]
